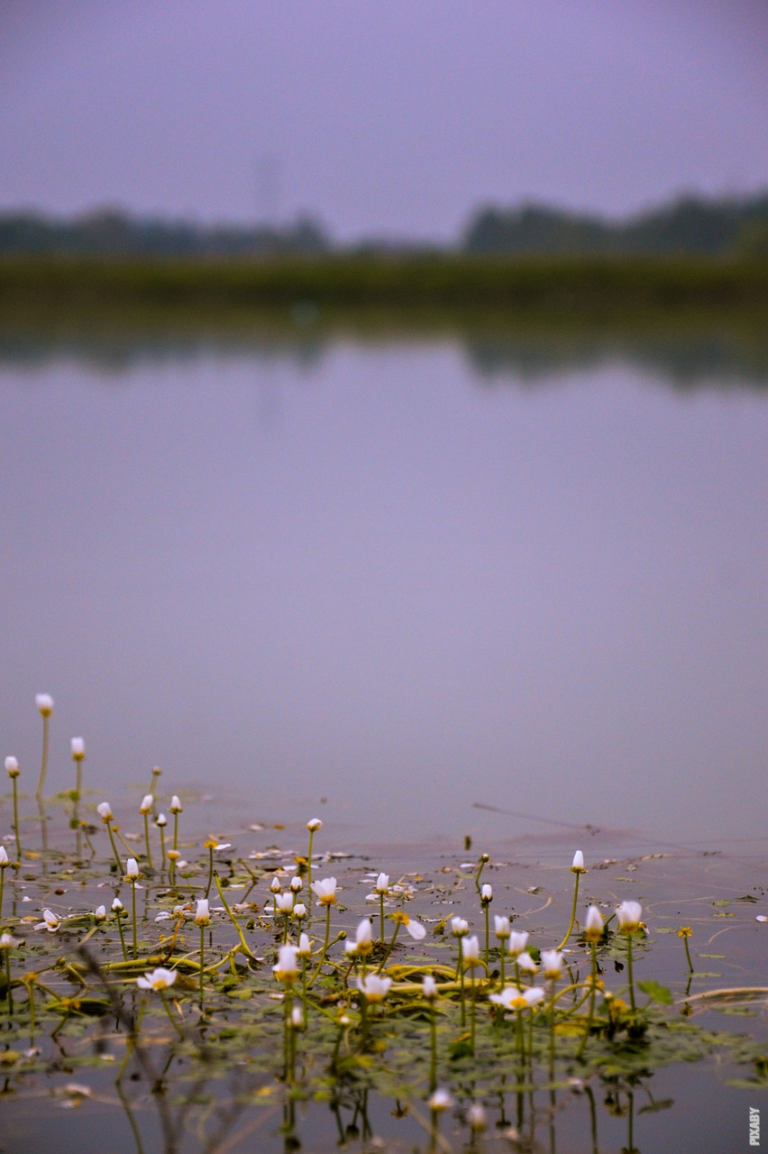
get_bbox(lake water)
[1,322,766,845]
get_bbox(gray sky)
[1,0,767,241]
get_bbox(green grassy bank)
[1,253,767,313]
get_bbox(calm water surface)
[1,331,766,843]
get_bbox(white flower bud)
[5,756,19,778]
[97,801,113,822]
[571,850,585,873]
[35,694,54,716]
[194,899,211,925]
[306,818,322,832]
[71,737,85,759]
[139,794,153,814]
[126,858,139,880]
[170,795,183,813]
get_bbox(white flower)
[357,973,391,1002]
[94,905,106,922]
[375,872,389,893]
[311,877,338,905]
[292,903,307,920]
[0,933,20,950]
[5,756,19,777]
[494,915,511,939]
[428,1088,453,1112]
[126,858,139,880]
[156,813,167,827]
[139,795,153,815]
[481,883,493,902]
[290,876,303,893]
[354,918,373,952]
[111,898,123,912]
[541,950,565,980]
[36,909,60,932]
[0,847,9,867]
[571,850,585,873]
[97,801,113,822]
[517,951,538,973]
[423,975,438,999]
[584,905,604,942]
[195,899,211,925]
[508,930,529,957]
[306,818,322,832]
[489,985,545,1012]
[344,939,359,957]
[290,1005,304,1028]
[275,892,294,913]
[462,935,481,966]
[214,842,232,851]
[270,876,282,894]
[297,932,312,958]
[467,1103,487,1131]
[36,694,54,716]
[170,796,183,813]
[71,737,85,759]
[273,945,300,983]
[450,917,469,937]
[404,917,427,940]
[617,901,643,934]
[137,967,177,991]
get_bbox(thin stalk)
[626,934,636,1014]
[26,978,35,1037]
[173,812,179,852]
[556,871,581,951]
[143,815,154,871]
[499,944,506,990]
[205,845,214,899]
[377,919,401,973]
[379,893,385,943]
[429,1001,437,1090]
[549,978,557,1073]
[131,881,138,960]
[159,990,184,1039]
[577,943,598,1060]
[683,935,694,973]
[106,822,124,872]
[308,904,332,986]
[458,939,466,1027]
[199,925,205,1009]
[484,904,490,967]
[4,950,11,1013]
[306,829,316,892]
[213,873,257,960]
[158,825,166,875]
[115,910,128,961]
[36,714,49,800]
[11,777,22,859]
[470,970,477,1053]
[0,868,4,921]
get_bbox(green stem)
[429,1002,437,1090]
[12,778,22,860]
[307,830,315,892]
[684,936,694,973]
[205,846,214,899]
[0,869,4,921]
[484,905,490,967]
[26,979,35,1037]
[173,813,179,852]
[377,919,401,972]
[577,943,598,1060]
[36,715,49,800]
[213,873,257,960]
[159,826,166,876]
[115,910,128,962]
[143,815,154,871]
[627,934,636,1014]
[458,939,466,1027]
[131,881,138,960]
[549,978,557,1072]
[499,946,506,990]
[160,990,184,1039]
[379,893,385,943]
[199,925,205,1009]
[556,870,581,951]
[5,950,11,1014]
[106,822,123,873]
[308,904,332,986]
[470,970,477,1053]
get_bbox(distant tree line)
[0,208,330,256]
[1,193,767,257]
[462,193,768,257]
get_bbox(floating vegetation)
[1,697,767,1152]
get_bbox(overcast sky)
[1,1,767,241]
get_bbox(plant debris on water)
[1,701,767,1152]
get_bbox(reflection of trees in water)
[0,314,767,390]
[465,330,768,390]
